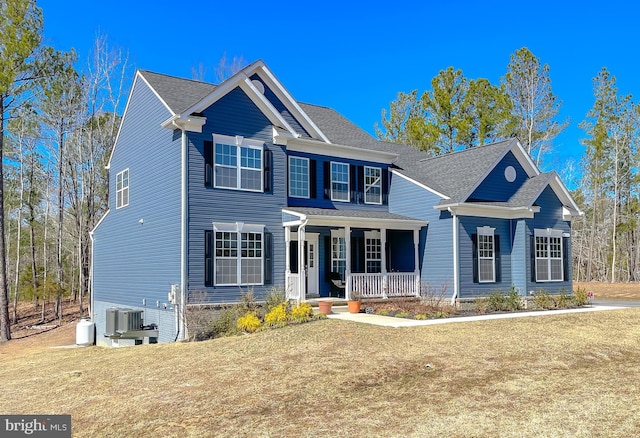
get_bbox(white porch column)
[414,228,421,297]
[285,226,291,275]
[381,227,387,299]
[298,223,307,304]
[345,225,351,300]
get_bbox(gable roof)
[139,70,217,114]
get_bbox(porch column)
[285,226,291,275]
[414,228,421,297]
[381,227,387,299]
[345,225,351,300]
[298,223,307,304]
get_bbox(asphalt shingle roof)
[139,70,217,114]
[286,207,421,222]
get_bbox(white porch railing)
[350,273,419,298]
[286,273,301,301]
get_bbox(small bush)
[291,302,313,322]
[533,290,556,310]
[556,290,572,308]
[376,309,391,316]
[414,313,428,320]
[395,311,412,319]
[237,289,259,315]
[208,307,240,338]
[473,297,488,314]
[573,287,589,306]
[265,287,287,310]
[505,287,523,311]
[237,312,261,333]
[265,303,289,326]
[487,291,507,311]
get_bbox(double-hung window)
[477,227,495,283]
[364,166,382,204]
[535,229,563,282]
[116,169,129,209]
[331,162,349,202]
[331,229,347,281]
[288,156,309,198]
[365,230,382,273]
[213,134,263,192]
[213,223,264,286]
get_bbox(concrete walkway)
[325,304,630,327]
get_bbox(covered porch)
[282,207,427,302]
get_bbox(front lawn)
[1,309,639,436]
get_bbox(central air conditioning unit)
[117,309,143,333]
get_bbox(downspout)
[172,123,188,341]
[89,230,95,322]
[449,208,459,306]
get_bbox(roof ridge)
[417,138,515,163]
[138,69,218,86]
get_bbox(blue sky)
[38,0,640,185]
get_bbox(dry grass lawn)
[575,281,640,300]
[1,307,640,437]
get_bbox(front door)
[306,233,319,297]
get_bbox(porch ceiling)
[283,207,427,229]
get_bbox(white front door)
[306,233,319,297]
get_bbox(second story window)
[364,166,382,204]
[331,161,349,202]
[116,169,129,209]
[289,156,309,198]
[213,134,263,192]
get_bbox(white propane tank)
[76,318,95,346]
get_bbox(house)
[90,60,581,345]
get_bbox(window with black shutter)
[264,232,273,284]
[204,140,213,187]
[263,149,272,193]
[204,230,214,286]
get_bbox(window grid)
[289,157,309,198]
[332,236,347,281]
[364,166,382,204]
[214,142,262,192]
[478,234,495,283]
[215,231,264,285]
[535,235,563,282]
[116,169,129,209]
[331,162,349,202]
[365,237,382,273]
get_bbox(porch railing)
[286,273,301,301]
[350,272,418,299]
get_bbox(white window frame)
[364,166,382,205]
[331,229,347,281]
[330,161,350,202]
[213,134,264,192]
[477,226,495,283]
[534,229,564,282]
[364,230,382,273]
[116,168,129,209]
[213,222,264,286]
[288,156,309,198]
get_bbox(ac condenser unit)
[117,309,143,333]
[105,308,119,336]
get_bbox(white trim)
[276,136,398,164]
[364,230,382,273]
[212,134,264,192]
[179,129,188,341]
[115,168,129,209]
[476,227,496,283]
[288,156,310,199]
[212,225,265,286]
[391,170,449,199]
[281,208,428,229]
[533,228,564,282]
[451,211,459,306]
[364,166,383,205]
[330,161,350,202]
[438,203,539,219]
[213,222,264,233]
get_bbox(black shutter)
[290,241,298,274]
[204,230,214,286]
[350,164,357,203]
[358,166,365,203]
[494,235,501,283]
[323,162,330,199]
[324,235,331,280]
[264,232,273,285]
[472,234,478,283]
[563,236,570,281]
[204,140,213,187]
[263,149,272,193]
[530,235,536,283]
[309,159,317,199]
[382,168,390,205]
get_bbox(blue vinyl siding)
[93,77,182,338]
[389,174,451,289]
[458,217,512,298]
[525,186,572,293]
[511,219,528,294]
[249,74,310,138]
[469,152,528,202]
[287,152,390,212]
[187,87,287,303]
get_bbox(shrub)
[237,312,261,333]
[487,291,507,311]
[414,313,428,320]
[505,287,523,311]
[237,289,259,315]
[473,297,488,314]
[556,290,572,308]
[533,290,556,310]
[291,302,313,322]
[376,309,391,316]
[207,307,240,338]
[265,287,287,310]
[265,303,289,326]
[395,311,412,319]
[573,287,589,306]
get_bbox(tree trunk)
[0,96,12,341]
